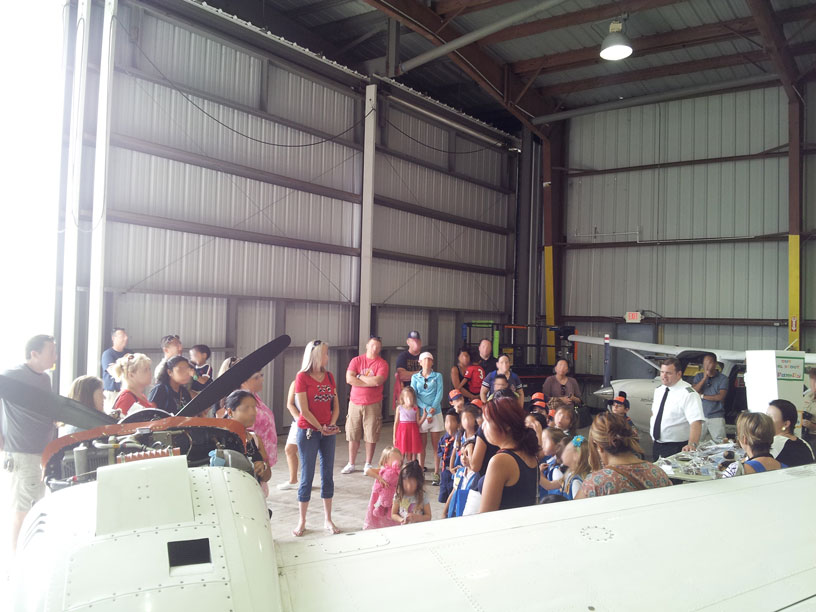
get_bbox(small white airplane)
[569,334,816,436]
[6,336,816,611]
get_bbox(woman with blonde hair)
[293,340,341,537]
[110,353,155,416]
[576,412,672,498]
[722,412,786,477]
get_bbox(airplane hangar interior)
[3,0,816,610]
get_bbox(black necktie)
[653,387,670,442]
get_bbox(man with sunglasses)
[342,336,389,474]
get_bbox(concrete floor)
[264,426,448,541]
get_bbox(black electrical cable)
[114,15,373,149]
[385,117,493,154]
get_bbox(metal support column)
[385,19,400,78]
[273,303,287,431]
[514,128,533,363]
[788,98,803,349]
[60,0,92,392]
[359,84,377,351]
[86,0,117,375]
[541,134,557,365]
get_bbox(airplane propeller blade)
[0,375,117,430]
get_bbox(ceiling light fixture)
[600,19,632,61]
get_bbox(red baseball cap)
[449,389,463,401]
[532,392,546,402]
[470,399,484,408]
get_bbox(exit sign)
[624,311,643,323]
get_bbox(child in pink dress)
[393,386,423,462]
[363,447,403,530]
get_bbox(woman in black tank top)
[478,397,539,512]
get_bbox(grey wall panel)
[386,108,449,168]
[111,74,361,196]
[566,158,787,242]
[236,300,277,419]
[374,154,508,226]
[108,148,361,248]
[266,62,358,138]
[454,136,504,188]
[660,324,789,352]
[805,240,816,323]
[128,11,264,108]
[285,303,356,348]
[372,260,506,312]
[112,293,227,352]
[377,308,428,347]
[569,86,788,171]
[104,223,359,302]
[564,242,787,320]
[372,205,506,268]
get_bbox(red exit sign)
[624,311,643,323]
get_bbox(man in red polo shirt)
[342,336,389,474]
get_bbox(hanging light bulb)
[600,20,633,61]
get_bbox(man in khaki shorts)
[342,336,389,474]
[2,334,58,553]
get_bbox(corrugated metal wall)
[563,85,803,374]
[101,2,515,428]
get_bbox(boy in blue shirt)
[444,439,479,517]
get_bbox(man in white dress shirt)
[650,358,705,461]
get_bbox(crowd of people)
[2,330,816,548]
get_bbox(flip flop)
[324,523,340,535]
[292,526,306,537]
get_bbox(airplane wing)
[569,334,747,364]
[570,334,816,369]
[276,466,816,611]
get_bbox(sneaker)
[363,462,374,473]
[432,472,440,486]
[340,463,355,474]
[276,481,298,491]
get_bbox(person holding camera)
[293,340,341,537]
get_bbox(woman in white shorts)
[277,380,301,490]
[411,352,445,485]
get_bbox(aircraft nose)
[594,386,614,400]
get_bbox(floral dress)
[248,392,277,497]
[580,462,672,497]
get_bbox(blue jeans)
[296,427,335,502]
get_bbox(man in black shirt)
[395,331,422,388]
[476,337,497,374]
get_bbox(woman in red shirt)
[110,353,156,416]
[293,340,341,537]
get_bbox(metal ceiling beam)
[531,73,779,125]
[435,0,518,17]
[360,0,555,138]
[481,0,683,46]
[746,0,802,101]
[511,5,816,78]
[538,40,816,98]
[399,0,566,74]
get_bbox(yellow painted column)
[544,246,556,363]
[788,234,800,349]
